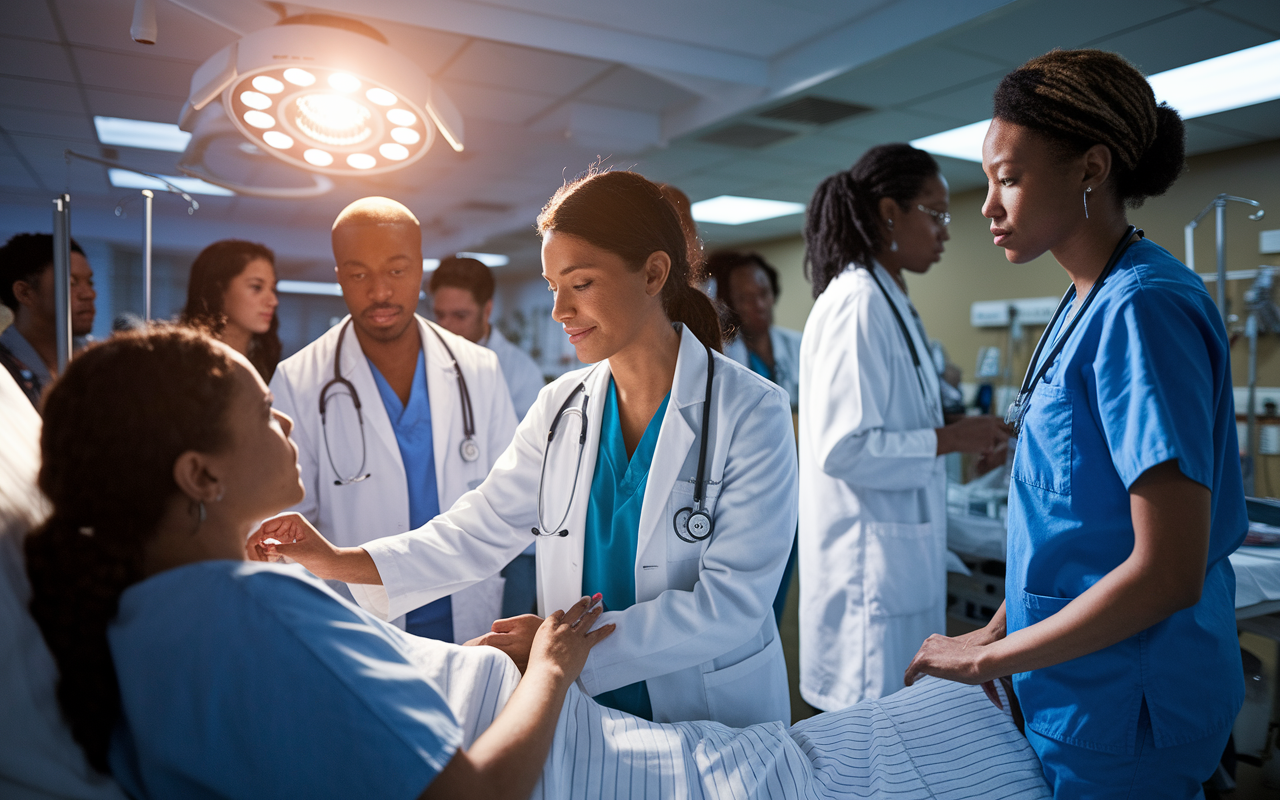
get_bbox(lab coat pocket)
[665,481,722,563]
[1011,383,1072,495]
[863,521,941,618]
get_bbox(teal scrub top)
[1007,238,1246,754]
[368,350,451,642]
[746,349,774,383]
[581,378,670,720]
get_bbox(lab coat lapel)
[636,327,700,564]
[872,263,944,427]
[338,317,403,474]
[421,318,457,496]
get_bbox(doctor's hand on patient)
[903,601,1009,710]
[245,513,383,586]
[466,594,603,674]
[936,415,1012,472]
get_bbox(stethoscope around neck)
[532,342,717,544]
[866,265,936,406]
[319,318,479,486]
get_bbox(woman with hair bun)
[905,49,1246,798]
[251,169,799,728]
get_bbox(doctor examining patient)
[12,47,1243,800]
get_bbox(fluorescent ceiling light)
[1149,38,1280,119]
[277,280,343,296]
[910,120,992,163]
[911,38,1280,162]
[107,169,234,196]
[456,252,510,267]
[94,116,192,152]
[423,258,441,272]
[690,196,805,225]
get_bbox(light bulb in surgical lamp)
[240,91,272,110]
[294,94,372,147]
[283,68,316,87]
[252,75,284,94]
[366,87,397,106]
[262,130,294,150]
[386,108,416,127]
[303,148,333,167]
[379,142,408,161]
[390,127,420,145]
[346,153,376,170]
[328,72,361,93]
[243,110,275,129]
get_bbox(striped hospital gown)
[404,638,1050,799]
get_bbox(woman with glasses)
[903,50,1246,799]
[798,143,1012,712]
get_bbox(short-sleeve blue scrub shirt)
[581,379,670,720]
[108,561,461,799]
[368,349,452,642]
[1007,238,1247,755]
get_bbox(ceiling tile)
[824,109,961,145]
[941,0,1187,68]
[0,36,77,82]
[375,21,472,76]
[83,88,185,125]
[701,156,827,184]
[56,0,237,63]
[906,77,1002,125]
[575,67,697,114]
[436,80,559,124]
[0,105,95,140]
[1091,7,1273,75]
[0,75,84,113]
[814,45,1006,108]
[441,39,612,95]
[73,48,194,98]
[1193,98,1280,140]
[0,155,43,190]
[1182,119,1259,157]
[630,143,739,181]
[1205,0,1280,35]
[4,0,60,40]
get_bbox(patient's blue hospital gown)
[106,561,1050,799]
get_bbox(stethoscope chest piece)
[673,507,713,543]
[459,436,480,463]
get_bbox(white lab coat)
[270,315,518,644]
[798,263,947,711]
[351,325,797,727]
[484,329,544,420]
[722,325,802,411]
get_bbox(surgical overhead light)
[177,16,465,196]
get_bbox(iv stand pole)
[1184,193,1265,322]
[52,194,72,374]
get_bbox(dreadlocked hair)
[24,326,238,773]
[538,169,724,352]
[804,143,940,298]
[994,48,1185,208]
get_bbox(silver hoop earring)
[191,500,206,535]
[1083,187,1092,220]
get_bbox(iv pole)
[1184,193,1265,321]
[50,151,200,368]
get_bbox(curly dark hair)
[993,49,1185,208]
[180,239,282,381]
[0,233,85,311]
[537,169,723,352]
[24,326,238,772]
[804,144,940,298]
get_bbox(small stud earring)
[1083,186,1092,220]
[887,218,898,252]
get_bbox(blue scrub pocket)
[1012,383,1072,496]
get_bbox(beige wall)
[745,138,1280,494]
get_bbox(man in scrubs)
[270,198,517,642]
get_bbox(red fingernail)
[592,593,602,600]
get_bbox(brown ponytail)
[24,326,238,772]
[537,169,723,352]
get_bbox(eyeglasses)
[916,205,951,227]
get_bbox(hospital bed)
[403,634,1050,799]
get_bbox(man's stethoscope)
[532,342,717,544]
[319,319,480,486]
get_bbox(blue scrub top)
[1007,238,1247,754]
[746,349,774,384]
[581,379,670,720]
[368,349,451,642]
[108,561,460,799]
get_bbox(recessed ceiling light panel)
[690,195,805,225]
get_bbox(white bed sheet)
[400,636,1049,799]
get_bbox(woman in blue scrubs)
[904,49,1246,798]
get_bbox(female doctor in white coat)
[252,170,798,728]
[797,144,1011,711]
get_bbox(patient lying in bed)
[109,559,1048,800]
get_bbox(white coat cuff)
[348,581,391,620]
[349,542,404,620]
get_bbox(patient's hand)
[466,614,545,674]
[526,595,614,687]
